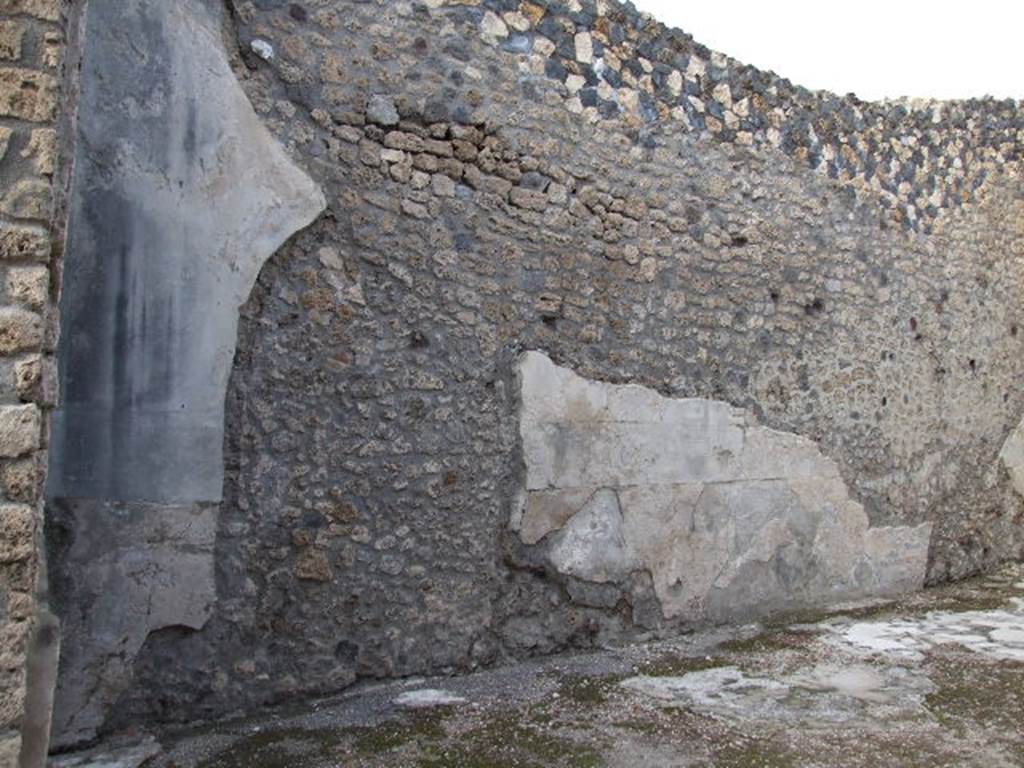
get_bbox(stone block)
[0,405,40,459]
[6,265,49,309]
[6,0,60,21]
[510,187,548,211]
[0,559,34,594]
[13,354,40,401]
[0,224,49,261]
[4,590,33,620]
[0,458,39,503]
[21,128,56,175]
[42,29,63,68]
[0,178,51,220]
[0,734,20,764]
[0,667,26,725]
[0,307,42,354]
[0,67,57,122]
[0,126,11,163]
[0,22,24,62]
[0,503,34,563]
[295,549,332,582]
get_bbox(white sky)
[630,0,1022,102]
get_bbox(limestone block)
[0,733,19,764]
[0,503,33,563]
[0,224,49,262]
[6,265,49,310]
[5,1,60,22]
[0,307,43,354]
[21,128,56,176]
[0,458,38,503]
[0,22,24,62]
[0,68,57,122]
[13,355,41,401]
[0,405,40,459]
[0,179,51,221]
[516,351,932,624]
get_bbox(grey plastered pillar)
[45,0,325,748]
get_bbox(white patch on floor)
[830,597,1024,662]
[620,663,931,724]
[622,576,1024,728]
[393,689,468,708]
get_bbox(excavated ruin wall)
[42,0,1024,748]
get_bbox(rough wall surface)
[46,0,1024,748]
[0,0,64,763]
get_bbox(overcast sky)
[630,0,1021,102]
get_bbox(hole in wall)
[803,298,824,316]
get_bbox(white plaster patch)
[832,598,1024,663]
[393,689,468,709]
[620,663,929,723]
[516,351,932,623]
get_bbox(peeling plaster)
[45,0,325,749]
[516,351,932,623]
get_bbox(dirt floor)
[53,565,1024,767]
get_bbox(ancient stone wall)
[0,0,64,764]
[42,0,1024,752]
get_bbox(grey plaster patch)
[1000,419,1024,496]
[48,500,216,748]
[47,0,326,504]
[517,351,932,623]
